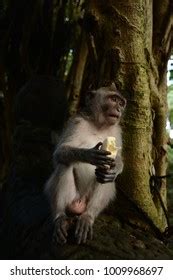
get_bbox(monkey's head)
[85,83,126,127]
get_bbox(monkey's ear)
[85,90,96,107]
[109,82,117,91]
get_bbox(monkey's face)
[102,92,126,125]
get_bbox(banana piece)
[101,137,119,158]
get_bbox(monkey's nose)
[117,107,120,112]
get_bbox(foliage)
[0,0,85,179]
[168,146,173,167]
[0,0,84,92]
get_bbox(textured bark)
[83,0,173,232]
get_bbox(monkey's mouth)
[109,114,118,118]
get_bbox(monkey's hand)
[85,142,115,167]
[75,213,93,244]
[53,214,70,245]
[95,164,117,183]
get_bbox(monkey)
[45,83,126,245]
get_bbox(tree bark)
[84,0,173,232]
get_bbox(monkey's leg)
[75,182,115,244]
[50,166,78,244]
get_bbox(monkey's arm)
[53,143,115,167]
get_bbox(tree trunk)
[67,31,88,115]
[84,0,172,232]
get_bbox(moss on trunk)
[83,0,171,232]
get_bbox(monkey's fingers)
[96,165,109,171]
[75,219,81,237]
[75,216,91,244]
[61,222,68,238]
[77,223,89,244]
[94,142,103,149]
[94,155,115,165]
[95,170,116,178]
[75,217,85,235]
[95,170,116,183]
[91,159,111,167]
[88,226,93,240]
[75,219,85,244]
[95,167,115,174]
[95,153,113,160]
[54,218,69,244]
[97,177,115,184]
[80,226,88,244]
[95,149,111,156]
[96,160,114,167]
[53,228,67,244]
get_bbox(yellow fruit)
[101,137,118,158]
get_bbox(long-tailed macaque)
[45,83,126,244]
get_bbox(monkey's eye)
[119,100,125,107]
[109,95,117,102]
